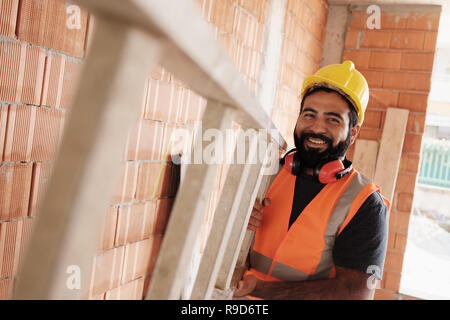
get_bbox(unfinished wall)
[274,0,328,147]
[343,5,441,300]
[0,0,87,299]
[0,0,328,300]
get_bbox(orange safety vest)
[247,167,389,284]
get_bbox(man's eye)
[328,118,340,123]
[303,113,314,118]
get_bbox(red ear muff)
[282,150,352,183]
[317,160,346,184]
[283,152,295,173]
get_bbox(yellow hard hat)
[301,60,369,125]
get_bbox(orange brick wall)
[274,0,328,147]
[343,6,441,300]
[0,0,87,299]
[0,0,329,300]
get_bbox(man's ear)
[350,125,361,145]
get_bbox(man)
[234,61,389,300]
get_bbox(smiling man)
[234,61,390,300]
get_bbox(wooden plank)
[145,100,235,300]
[215,161,264,291]
[74,0,286,150]
[14,18,160,299]
[373,108,409,204]
[353,139,379,180]
[189,130,260,300]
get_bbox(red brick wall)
[343,6,441,300]
[0,0,329,300]
[274,0,328,148]
[91,0,272,299]
[0,0,87,299]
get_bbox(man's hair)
[300,86,359,129]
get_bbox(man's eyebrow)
[301,107,317,114]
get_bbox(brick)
[387,231,396,250]
[395,172,417,194]
[369,51,402,70]
[358,128,382,142]
[211,0,235,34]
[380,12,408,30]
[41,54,82,109]
[384,251,404,273]
[401,52,434,71]
[3,105,36,162]
[0,163,33,220]
[406,113,426,133]
[0,0,19,37]
[154,199,173,234]
[389,210,411,233]
[0,220,22,278]
[359,69,383,88]
[399,153,420,173]
[0,105,9,161]
[30,107,65,161]
[424,31,438,51]
[16,218,33,274]
[0,277,14,300]
[111,161,138,204]
[138,120,166,161]
[348,11,367,30]
[390,31,425,50]
[384,271,402,291]
[105,277,144,300]
[360,30,392,49]
[374,289,397,300]
[100,206,117,251]
[344,30,359,49]
[0,41,46,105]
[402,133,423,154]
[122,237,157,284]
[407,12,440,31]
[17,0,88,57]
[398,92,429,113]
[29,162,53,217]
[363,110,383,129]
[91,246,124,295]
[305,0,327,26]
[397,192,414,212]
[135,163,176,200]
[383,72,430,91]
[368,89,398,109]
[343,50,371,69]
[394,233,408,252]
[301,2,324,43]
[115,202,157,246]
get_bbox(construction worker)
[234,61,389,300]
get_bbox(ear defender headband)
[280,149,352,184]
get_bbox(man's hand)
[233,274,260,298]
[248,198,270,231]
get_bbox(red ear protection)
[282,151,352,184]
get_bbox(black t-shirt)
[289,172,388,280]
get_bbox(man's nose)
[307,117,327,134]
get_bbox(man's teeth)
[308,137,326,145]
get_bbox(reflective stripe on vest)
[249,168,380,282]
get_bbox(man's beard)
[294,130,351,169]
